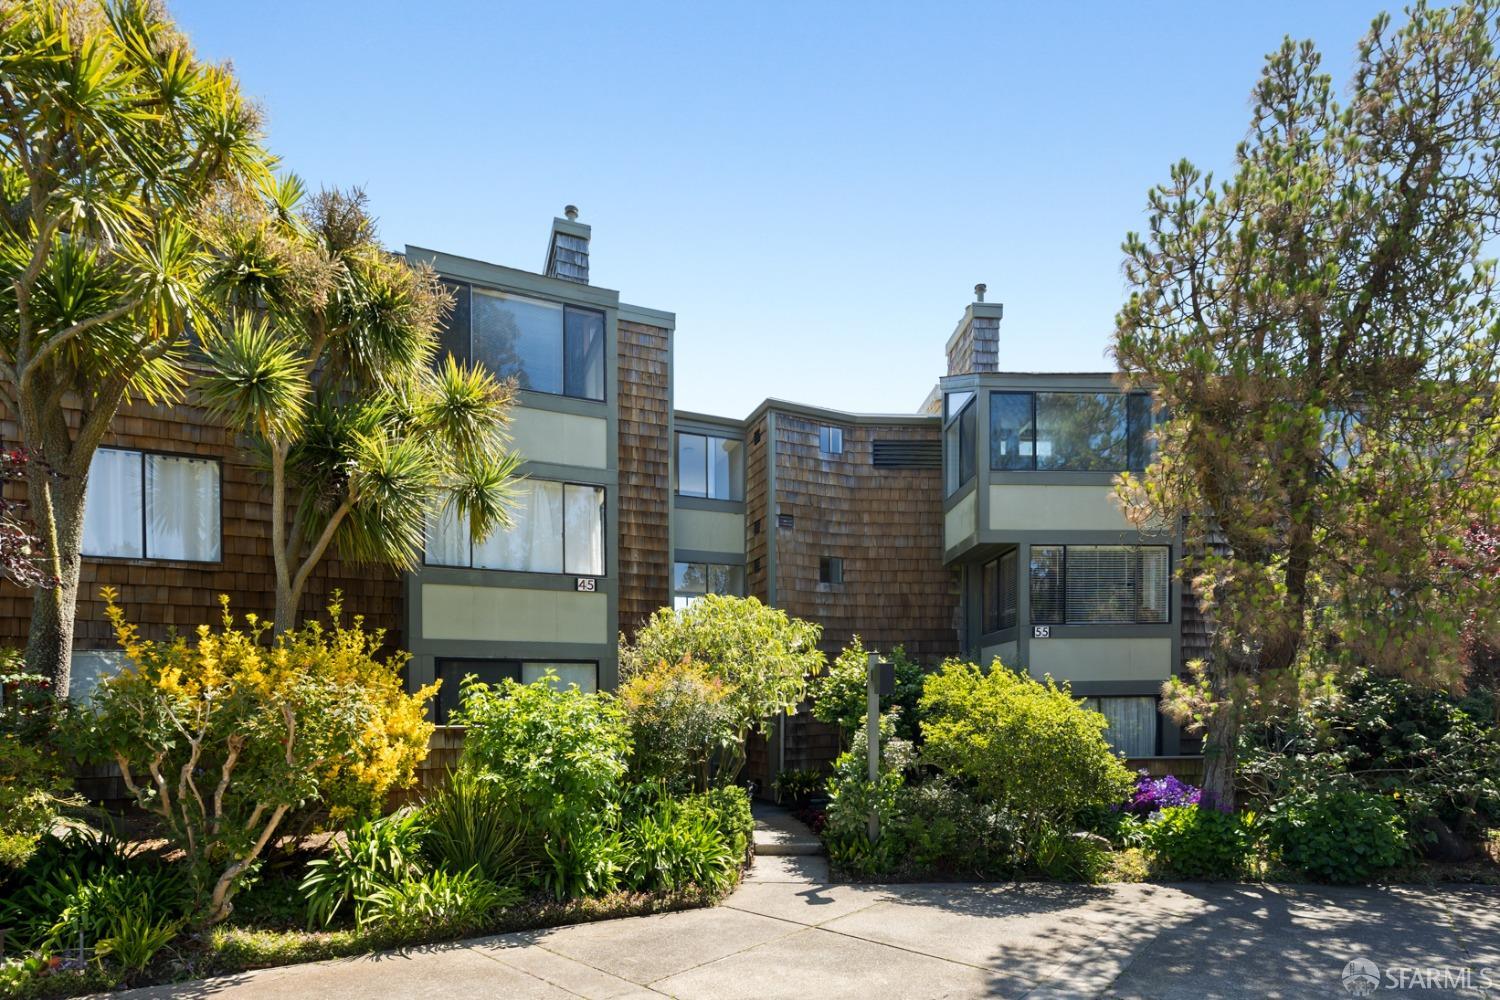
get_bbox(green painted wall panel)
[988,484,1132,533]
[1025,637,1172,683]
[510,408,609,469]
[674,508,745,555]
[420,583,609,644]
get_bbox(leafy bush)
[889,778,1020,878]
[822,715,915,875]
[772,768,825,807]
[678,785,754,863]
[359,867,520,938]
[300,809,425,929]
[919,661,1134,851]
[1141,805,1252,879]
[619,796,738,893]
[96,911,182,976]
[809,637,925,742]
[72,592,437,924]
[621,595,825,782]
[1034,828,1113,883]
[1123,771,1202,815]
[0,827,189,954]
[1242,671,1500,857]
[1267,790,1408,883]
[421,770,532,886]
[0,664,74,870]
[618,657,732,794]
[456,674,630,899]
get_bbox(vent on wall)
[776,513,795,530]
[872,439,941,469]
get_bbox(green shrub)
[1142,805,1252,879]
[1034,829,1113,883]
[621,595,825,783]
[822,715,915,876]
[300,809,425,929]
[1267,790,1409,883]
[0,668,75,871]
[772,768,825,806]
[455,673,631,899]
[889,778,1021,878]
[619,797,738,893]
[1242,671,1500,856]
[617,657,733,794]
[919,660,1134,852]
[422,770,532,886]
[359,868,520,938]
[96,911,182,976]
[809,637,925,742]
[679,785,754,863]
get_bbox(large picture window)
[1029,544,1169,625]
[673,561,745,609]
[1082,696,1159,757]
[438,282,605,401]
[433,658,598,722]
[81,448,221,562]
[426,480,605,575]
[990,391,1156,473]
[676,432,744,501]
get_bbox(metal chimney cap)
[974,283,987,302]
[564,205,579,221]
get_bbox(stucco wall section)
[509,408,608,469]
[420,583,607,643]
[988,483,1133,533]
[1025,636,1172,683]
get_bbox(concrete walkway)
[120,864,1500,999]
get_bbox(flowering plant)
[1124,771,1202,815]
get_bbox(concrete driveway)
[121,862,1500,999]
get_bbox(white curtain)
[476,480,563,572]
[563,484,604,575]
[425,501,469,566]
[1086,696,1158,757]
[82,449,143,557]
[146,454,220,561]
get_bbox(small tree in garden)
[919,660,1134,854]
[618,656,734,794]
[0,0,270,694]
[196,183,521,634]
[74,589,436,924]
[1114,1,1500,807]
[810,636,925,744]
[621,595,825,782]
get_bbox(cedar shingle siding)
[615,320,672,636]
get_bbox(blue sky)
[173,1,1390,417]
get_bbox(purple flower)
[1123,770,1203,815]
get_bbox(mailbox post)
[866,652,893,841]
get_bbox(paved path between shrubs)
[119,864,1500,1000]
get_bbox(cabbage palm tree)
[196,180,519,634]
[0,0,270,695]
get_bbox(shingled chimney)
[544,204,590,284]
[945,283,1003,376]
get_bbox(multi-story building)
[1,208,1195,783]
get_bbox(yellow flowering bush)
[76,589,437,925]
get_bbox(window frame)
[81,446,224,564]
[944,393,978,496]
[443,281,608,403]
[989,390,1156,474]
[423,479,608,577]
[818,425,844,456]
[1028,544,1171,626]
[979,549,1019,636]
[1082,695,1161,757]
[433,657,600,723]
[675,431,745,501]
[819,556,844,586]
[672,560,746,609]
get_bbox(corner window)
[818,425,844,456]
[434,658,598,722]
[426,480,605,575]
[1082,696,1159,757]
[944,393,977,496]
[819,556,844,586]
[443,284,605,401]
[673,561,745,609]
[676,432,744,501]
[82,448,221,562]
[990,391,1156,473]
[980,550,1018,634]
[1029,545,1169,625]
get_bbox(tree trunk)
[1200,706,1239,812]
[24,466,85,698]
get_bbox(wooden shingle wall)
[615,320,672,635]
[744,413,772,602]
[0,399,403,654]
[770,413,958,661]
